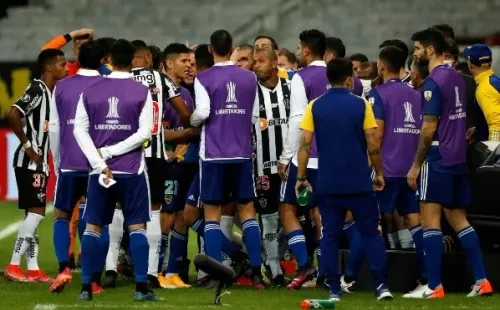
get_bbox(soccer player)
[296,57,391,301]
[191,29,267,288]
[158,43,199,288]
[349,53,369,72]
[49,40,105,293]
[379,39,412,84]
[410,58,430,91]
[357,61,380,97]
[406,27,493,298]
[73,39,160,301]
[279,29,327,290]
[277,48,298,72]
[233,44,254,71]
[253,48,290,285]
[4,49,68,282]
[254,35,291,79]
[364,46,425,294]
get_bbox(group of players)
[2,22,498,302]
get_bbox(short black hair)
[412,57,430,80]
[195,44,214,70]
[379,46,405,74]
[132,39,148,49]
[433,24,455,40]
[253,35,279,50]
[379,39,409,62]
[447,38,459,61]
[210,29,233,56]
[455,61,472,76]
[411,27,449,55]
[78,40,104,70]
[95,37,116,56]
[110,39,136,69]
[278,48,297,64]
[325,37,345,58]
[299,29,326,58]
[326,58,353,85]
[148,45,163,70]
[164,43,192,58]
[37,48,64,72]
[349,53,369,63]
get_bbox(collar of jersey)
[474,68,494,83]
[309,60,326,67]
[77,69,100,77]
[213,61,235,67]
[385,78,402,83]
[107,71,133,79]
[327,87,350,94]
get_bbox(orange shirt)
[41,34,80,76]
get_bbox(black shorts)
[146,158,166,204]
[255,173,281,215]
[15,167,48,210]
[163,162,198,213]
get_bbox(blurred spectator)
[277,48,298,71]
[349,53,368,71]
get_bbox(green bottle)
[300,299,335,309]
[297,188,312,207]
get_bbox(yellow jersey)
[474,69,500,140]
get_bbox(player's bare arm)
[169,96,192,128]
[413,114,438,167]
[7,106,41,166]
[295,130,313,195]
[163,127,201,144]
[365,127,384,191]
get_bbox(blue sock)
[242,219,262,268]
[423,229,443,289]
[458,226,487,282]
[95,226,109,276]
[204,221,222,262]
[286,229,309,268]
[53,218,70,267]
[166,230,187,274]
[81,230,101,285]
[192,218,237,257]
[409,225,426,280]
[158,232,169,273]
[182,230,189,258]
[78,203,86,241]
[191,218,205,235]
[344,221,364,279]
[129,229,149,283]
[316,248,322,277]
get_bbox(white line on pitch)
[34,303,231,310]
[0,204,54,240]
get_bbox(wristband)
[23,141,32,150]
[297,176,307,182]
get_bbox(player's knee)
[151,202,162,212]
[237,203,256,221]
[28,207,46,217]
[183,206,198,227]
[85,223,102,233]
[54,209,69,220]
[444,208,469,231]
[404,212,420,228]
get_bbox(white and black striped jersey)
[12,79,51,175]
[254,78,291,175]
[132,68,180,159]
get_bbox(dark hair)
[195,44,214,70]
[78,40,104,70]
[278,48,297,64]
[379,39,409,62]
[446,38,459,60]
[412,58,430,80]
[37,48,64,72]
[326,58,353,85]
[110,39,136,69]
[349,53,369,63]
[149,45,163,70]
[238,44,254,51]
[210,29,233,56]
[95,37,116,56]
[253,35,279,50]
[132,39,148,49]
[164,43,192,58]
[299,29,327,58]
[433,24,455,40]
[411,27,449,55]
[407,55,414,71]
[379,46,405,74]
[455,61,472,76]
[325,37,345,58]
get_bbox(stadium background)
[1,0,500,309]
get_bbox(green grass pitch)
[0,202,499,309]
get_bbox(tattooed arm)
[297,130,313,179]
[365,127,383,176]
[412,114,439,167]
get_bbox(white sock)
[397,229,414,249]
[387,233,395,249]
[105,209,124,272]
[147,210,162,276]
[197,236,208,280]
[26,234,40,270]
[220,216,234,267]
[261,212,282,278]
[10,212,44,265]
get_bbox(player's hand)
[101,167,113,185]
[372,174,385,191]
[295,179,313,198]
[407,164,421,191]
[466,127,476,144]
[26,147,42,167]
[69,28,94,39]
[279,163,288,180]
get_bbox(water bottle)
[300,299,335,309]
[297,187,312,207]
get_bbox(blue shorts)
[200,160,256,204]
[162,163,198,213]
[279,163,317,208]
[186,173,200,207]
[53,171,88,214]
[418,161,471,208]
[376,177,418,215]
[83,173,151,227]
